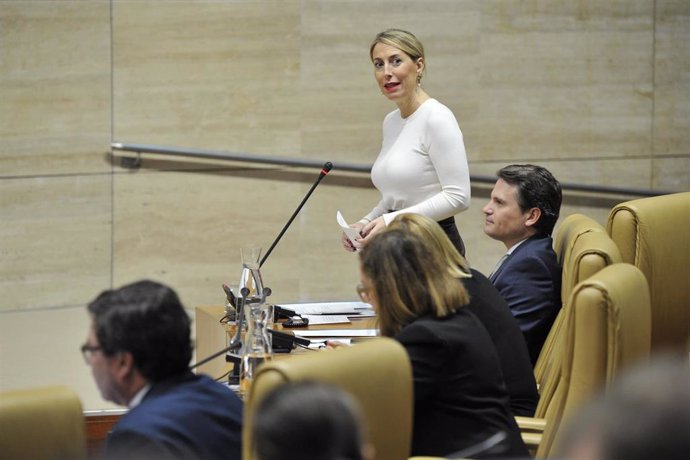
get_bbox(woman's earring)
[416,74,422,87]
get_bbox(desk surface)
[194,305,378,379]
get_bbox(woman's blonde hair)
[359,228,469,337]
[370,29,426,79]
[388,213,472,279]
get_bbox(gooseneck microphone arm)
[189,329,310,372]
[259,161,333,268]
[189,345,241,371]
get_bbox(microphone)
[259,162,333,268]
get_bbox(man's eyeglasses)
[356,283,372,304]
[80,344,102,363]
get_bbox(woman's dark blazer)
[395,308,529,458]
[463,269,539,416]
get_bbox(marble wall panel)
[0,175,112,311]
[112,1,301,157]
[473,1,654,161]
[0,2,111,177]
[653,157,690,191]
[0,306,120,411]
[112,167,317,309]
[653,0,690,157]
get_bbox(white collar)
[128,383,152,409]
[506,237,529,255]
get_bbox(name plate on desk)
[294,329,379,338]
[302,315,352,325]
[279,301,373,316]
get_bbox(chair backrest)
[535,214,622,403]
[244,337,413,460]
[536,263,651,458]
[0,385,86,459]
[607,192,690,353]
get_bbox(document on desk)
[294,329,379,338]
[281,301,371,316]
[303,315,351,325]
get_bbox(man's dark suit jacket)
[105,372,243,460]
[396,309,529,458]
[490,233,562,365]
[463,269,538,416]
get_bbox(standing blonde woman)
[358,229,528,457]
[342,29,470,256]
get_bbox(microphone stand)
[190,329,311,372]
[227,287,250,351]
[259,162,333,268]
[213,161,331,377]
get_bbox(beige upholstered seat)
[534,214,622,407]
[244,337,413,460]
[0,385,86,459]
[517,263,652,458]
[607,192,690,354]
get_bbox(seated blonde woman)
[388,214,538,417]
[358,227,528,458]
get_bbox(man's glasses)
[80,344,102,363]
[356,283,372,304]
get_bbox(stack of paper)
[278,301,374,318]
[276,300,376,328]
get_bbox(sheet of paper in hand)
[337,211,362,249]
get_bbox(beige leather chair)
[534,214,606,388]
[244,337,413,460]
[607,191,690,354]
[0,385,86,459]
[535,214,622,403]
[517,263,652,458]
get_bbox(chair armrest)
[515,415,547,432]
[516,416,546,454]
[521,431,543,449]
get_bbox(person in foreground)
[559,356,690,460]
[342,28,470,256]
[483,164,562,364]
[252,381,374,460]
[358,229,529,458]
[388,213,538,417]
[83,280,243,460]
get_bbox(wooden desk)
[194,305,377,379]
[195,305,230,378]
[84,410,126,459]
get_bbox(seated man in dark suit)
[483,164,562,365]
[82,280,242,460]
